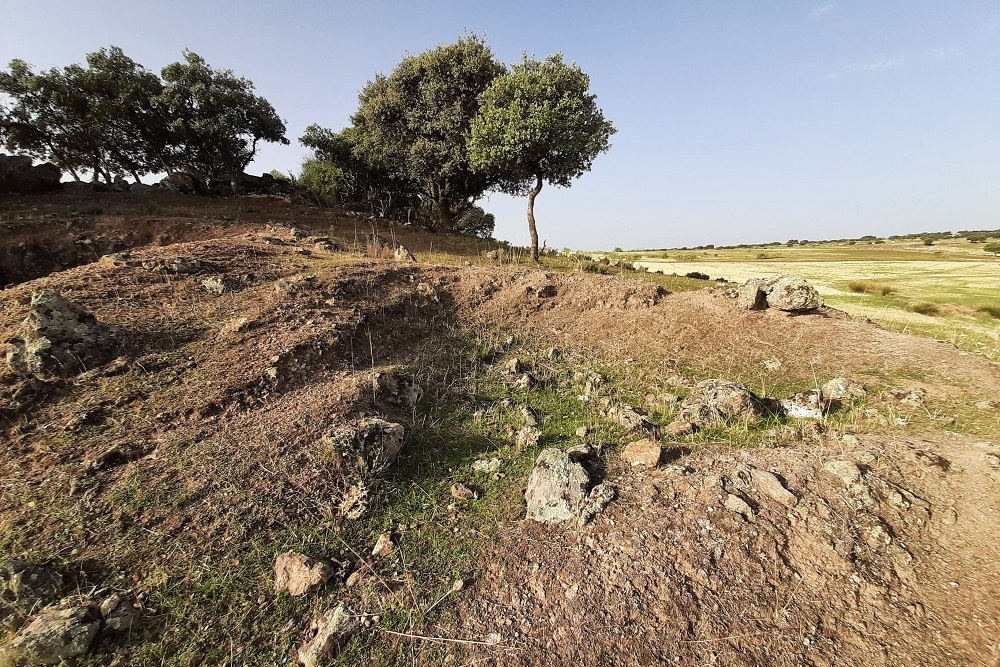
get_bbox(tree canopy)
[469,54,615,259]
[349,35,506,230]
[0,47,287,189]
[159,51,288,192]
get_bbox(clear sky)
[2,1,998,249]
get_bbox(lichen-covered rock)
[324,418,405,474]
[2,606,100,665]
[823,377,867,401]
[764,275,823,311]
[735,279,767,310]
[0,562,64,631]
[680,379,765,428]
[297,603,360,667]
[780,390,827,419]
[525,449,592,523]
[5,290,120,380]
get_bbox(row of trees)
[2,37,616,256]
[0,47,287,192]
[302,35,615,259]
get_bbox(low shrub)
[685,271,710,280]
[582,262,610,274]
[976,304,1000,319]
[909,301,940,316]
[847,280,895,296]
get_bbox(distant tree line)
[0,47,288,193]
[300,34,615,259]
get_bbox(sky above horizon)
[2,1,998,250]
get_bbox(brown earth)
[0,192,997,666]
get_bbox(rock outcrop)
[5,290,120,380]
[0,154,61,194]
[734,275,823,312]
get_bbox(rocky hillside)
[0,193,997,666]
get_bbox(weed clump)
[847,280,895,296]
[976,304,1000,319]
[909,301,941,316]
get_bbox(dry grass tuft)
[909,301,941,316]
[848,280,895,296]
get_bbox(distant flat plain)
[632,239,1000,360]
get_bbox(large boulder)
[6,291,120,380]
[680,379,766,428]
[0,154,62,194]
[524,447,614,525]
[763,275,823,311]
[159,172,205,195]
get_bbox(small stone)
[519,406,539,428]
[780,391,827,419]
[525,448,590,524]
[501,358,522,375]
[515,426,541,451]
[823,460,863,486]
[724,493,755,520]
[750,468,798,507]
[471,458,501,474]
[514,373,537,390]
[450,483,477,500]
[578,483,616,525]
[823,378,866,401]
[664,420,696,438]
[621,439,661,467]
[575,426,592,438]
[372,532,394,558]
[274,551,334,597]
[607,404,654,432]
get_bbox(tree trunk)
[229,169,240,196]
[435,198,455,232]
[527,174,543,261]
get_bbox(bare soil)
[0,192,997,666]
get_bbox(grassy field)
[629,237,1000,361]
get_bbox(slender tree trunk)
[527,174,544,261]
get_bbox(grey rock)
[6,290,120,380]
[764,275,823,311]
[0,562,63,631]
[525,448,591,523]
[607,403,654,433]
[680,379,765,428]
[471,458,501,474]
[324,419,405,474]
[735,279,767,310]
[780,390,827,419]
[578,483,616,526]
[3,606,100,665]
[374,371,423,408]
[823,377,867,400]
[297,603,360,667]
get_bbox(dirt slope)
[0,201,997,666]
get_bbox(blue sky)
[3,1,998,249]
